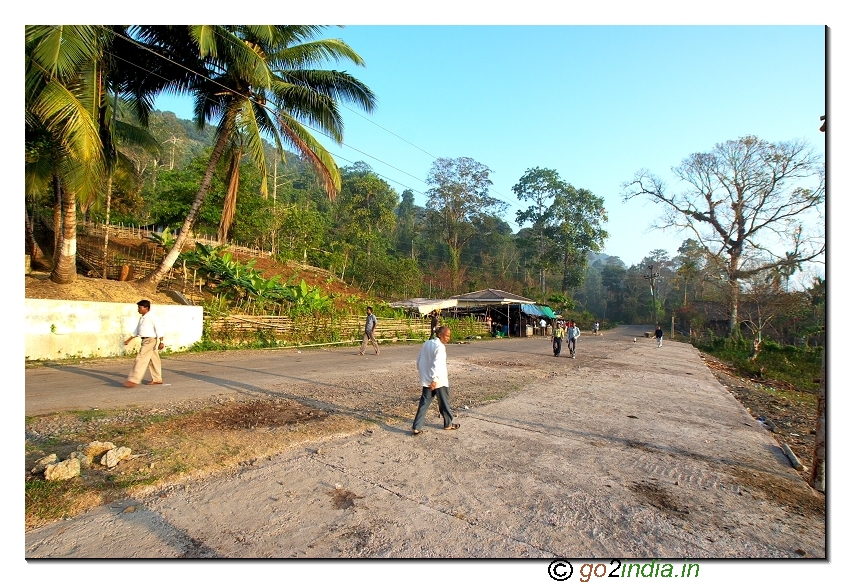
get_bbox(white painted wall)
[25,299,203,361]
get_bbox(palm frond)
[272,38,366,69]
[269,79,345,142]
[26,25,103,80]
[190,25,221,58]
[275,110,341,200]
[30,79,102,165]
[235,100,269,197]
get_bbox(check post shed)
[388,297,458,316]
[449,288,541,337]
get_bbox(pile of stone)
[30,441,133,481]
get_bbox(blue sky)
[155,24,826,270]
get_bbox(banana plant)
[148,227,176,251]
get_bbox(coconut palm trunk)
[50,183,78,284]
[142,111,236,286]
[25,207,47,268]
[52,175,62,267]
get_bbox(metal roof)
[449,288,535,304]
[388,297,458,315]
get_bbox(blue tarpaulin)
[520,304,557,319]
[539,306,557,319]
[520,304,543,317]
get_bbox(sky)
[154,24,826,272]
[10,2,845,581]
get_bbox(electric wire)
[104,25,525,216]
[106,30,431,198]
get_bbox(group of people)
[551,319,581,358]
[121,300,622,439]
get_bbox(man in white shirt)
[124,299,165,387]
[412,326,459,435]
[567,320,581,358]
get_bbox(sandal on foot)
[444,423,460,431]
[412,429,422,436]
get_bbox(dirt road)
[24,325,824,562]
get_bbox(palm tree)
[26,25,106,284]
[26,25,170,283]
[138,25,376,286]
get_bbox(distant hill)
[146,110,311,176]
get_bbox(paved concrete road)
[25,325,824,564]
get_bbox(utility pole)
[644,264,660,325]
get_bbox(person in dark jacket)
[552,321,565,356]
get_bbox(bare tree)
[622,135,824,338]
[738,272,809,359]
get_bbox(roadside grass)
[477,388,518,403]
[697,339,821,393]
[697,342,820,469]
[25,403,367,531]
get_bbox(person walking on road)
[593,321,600,335]
[567,320,581,358]
[359,306,380,355]
[429,311,440,339]
[412,326,459,435]
[655,325,663,348]
[552,321,565,357]
[124,299,165,387]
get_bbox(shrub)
[695,337,821,393]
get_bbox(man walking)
[655,325,663,348]
[552,321,565,356]
[567,320,581,358]
[429,311,439,339]
[124,299,165,387]
[359,306,380,355]
[412,326,460,435]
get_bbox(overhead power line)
[104,25,525,215]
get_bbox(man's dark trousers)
[412,386,454,430]
[553,337,562,356]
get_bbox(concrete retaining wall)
[25,299,203,362]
